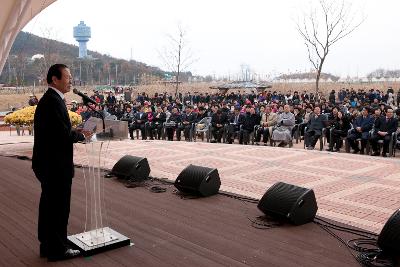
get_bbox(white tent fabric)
[0,0,56,75]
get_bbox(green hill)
[0,31,167,86]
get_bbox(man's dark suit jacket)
[181,112,197,124]
[153,112,166,125]
[133,112,148,124]
[373,116,398,135]
[352,115,374,139]
[306,113,328,135]
[240,113,259,131]
[32,88,84,180]
[211,112,228,128]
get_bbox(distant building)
[73,21,91,58]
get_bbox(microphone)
[73,88,97,105]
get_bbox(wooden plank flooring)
[0,155,386,267]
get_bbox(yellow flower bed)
[68,110,82,127]
[4,106,82,127]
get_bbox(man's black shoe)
[371,151,380,156]
[47,248,81,262]
[382,153,387,157]
[352,149,360,154]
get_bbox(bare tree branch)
[158,24,198,97]
[296,0,364,92]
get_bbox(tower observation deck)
[73,21,91,58]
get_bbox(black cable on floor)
[248,215,284,230]
[314,220,395,267]
[219,191,259,204]
[314,216,379,237]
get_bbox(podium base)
[68,227,131,256]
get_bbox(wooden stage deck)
[0,156,370,267]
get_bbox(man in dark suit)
[347,107,374,154]
[129,105,148,140]
[32,64,85,261]
[226,107,243,144]
[239,105,259,145]
[211,108,228,143]
[176,105,197,141]
[149,106,166,140]
[304,106,328,149]
[369,108,398,157]
[165,107,182,141]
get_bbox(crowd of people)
[68,87,400,157]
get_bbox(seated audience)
[369,108,398,157]
[211,108,228,143]
[255,106,278,145]
[271,104,295,147]
[304,106,328,150]
[177,105,197,141]
[129,105,148,140]
[326,110,351,152]
[347,107,374,154]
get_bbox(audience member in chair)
[255,106,278,145]
[176,105,197,141]
[165,107,181,141]
[326,110,351,152]
[211,108,228,143]
[325,107,339,145]
[226,107,243,144]
[150,106,166,140]
[271,104,295,147]
[304,106,327,150]
[195,106,208,123]
[347,107,374,154]
[239,106,259,145]
[369,108,398,157]
[129,105,148,140]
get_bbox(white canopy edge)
[0,0,56,75]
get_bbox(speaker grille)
[174,164,221,197]
[259,182,309,217]
[257,182,318,225]
[378,209,400,254]
[111,155,150,181]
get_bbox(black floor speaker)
[257,182,318,225]
[111,155,150,181]
[377,209,400,255]
[174,164,221,197]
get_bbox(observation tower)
[73,21,91,58]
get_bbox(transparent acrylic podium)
[68,118,131,256]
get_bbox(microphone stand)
[82,99,113,140]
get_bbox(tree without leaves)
[158,25,196,97]
[296,0,365,93]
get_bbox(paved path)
[0,133,399,233]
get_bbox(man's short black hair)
[47,64,68,84]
